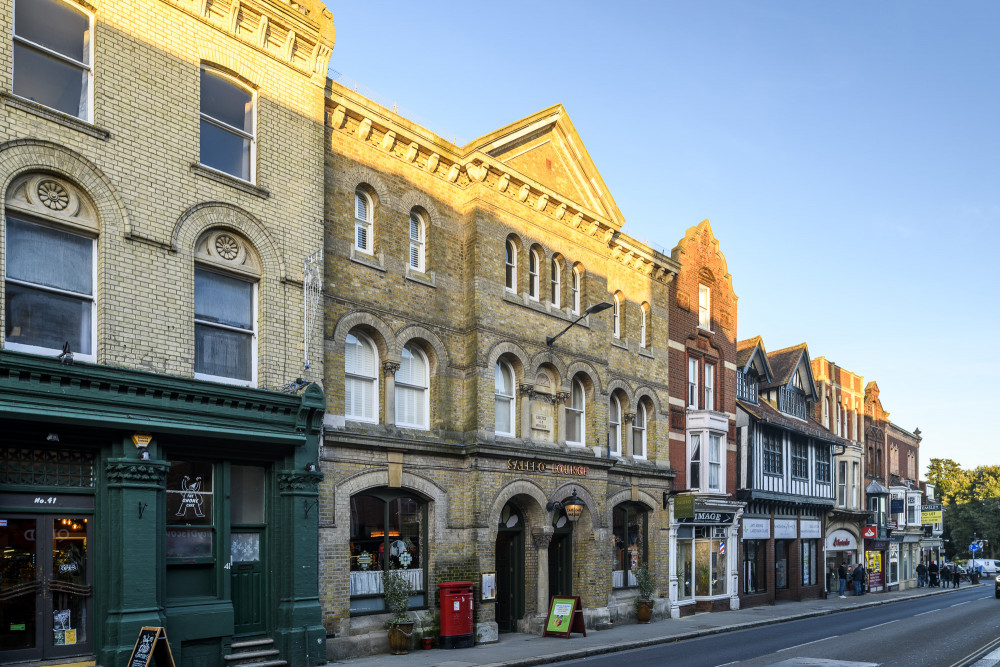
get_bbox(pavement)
[328,582,989,666]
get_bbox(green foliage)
[382,569,414,626]
[633,563,655,602]
[929,459,1000,560]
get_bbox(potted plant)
[383,569,415,654]
[633,563,655,623]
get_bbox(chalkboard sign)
[542,596,586,639]
[127,627,176,667]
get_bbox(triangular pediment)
[469,106,623,227]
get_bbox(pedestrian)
[838,562,848,598]
[852,562,865,596]
[941,563,951,588]
[953,564,961,589]
[928,560,939,587]
[916,561,927,587]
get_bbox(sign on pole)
[969,543,980,553]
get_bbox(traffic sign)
[970,543,980,552]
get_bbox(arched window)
[396,343,428,429]
[200,67,255,181]
[13,0,93,121]
[640,303,649,348]
[345,331,378,422]
[633,402,647,459]
[571,266,582,314]
[566,378,585,446]
[612,294,622,339]
[550,258,561,307]
[193,229,260,386]
[355,189,373,253]
[349,489,427,613]
[609,394,622,456]
[504,240,517,292]
[528,248,540,300]
[494,360,515,436]
[408,211,425,271]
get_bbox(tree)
[926,458,968,505]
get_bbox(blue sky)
[324,1,1000,473]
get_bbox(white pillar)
[383,360,400,426]
[532,526,554,616]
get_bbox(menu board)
[543,596,586,638]
[127,627,176,667]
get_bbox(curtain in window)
[194,269,253,381]
[690,434,701,489]
[709,434,721,490]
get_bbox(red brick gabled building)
[665,220,742,615]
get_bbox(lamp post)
[546,302,613,347]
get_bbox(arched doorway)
[495,502,524,633]
[548,506,573,599]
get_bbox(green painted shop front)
[0,351,326,667]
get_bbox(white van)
[969,558,1000,574]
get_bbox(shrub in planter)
[633,564,655,624]
[383,569,415,654]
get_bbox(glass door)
[0,515,92,662]
[230,465,266,635]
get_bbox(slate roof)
[737,397,845,445]
[737,336,764,369]
[763,343,809,389]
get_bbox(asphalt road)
[563,587,1000,666]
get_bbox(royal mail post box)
[438,581,474,649]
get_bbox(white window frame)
[689,432,702,491]
[13,0,94,122]
[494,360,516,436]
[612,294,622,339]
[199,67,257,182]
[571,266,581,314]
[193,267,258,387]
[4,216,97,362]
[528,248,540,300]
[837,461,847,507]
[632,402,647,460]
[704,363,715,411]
[609,394,622,456]
[688,357,699,409]
[504,240,517,293]
[708,433,721,491]
[395,343,429,429]
[566,378,586,446]
[355,190,373,254]
[698,283,711,330]
[639,304,648,348]
[345,331,379,423]
[550,258,561,308]
[408,210,425,271]
[689,429,725,492]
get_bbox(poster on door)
[866,551,883,591]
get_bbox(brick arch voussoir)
[564,360,603,396]
[171,202,285,280]
[334,469,449,539]
[487,480,549,531]
[395,323,450,371]
[0,139,131,238]
[485,340,530,376]
[606,488,658,517]
[605,378,634,404]
[549,482,602,531]
[528,351,568,387]
[633,385,663,417]
[332,310,398,361]
[398,190,443,227]
[198,45,263,88]
[341,164,392,210]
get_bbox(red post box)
[438,581,474,649]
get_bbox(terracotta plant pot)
[635,598,654,624]
[421,637,434,650]
[388,621,414,655]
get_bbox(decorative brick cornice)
[105,459,168,486]
[278,470,323,493]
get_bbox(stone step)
[231,638,275,650]
[226,661,287,667]
[224,648,280,662]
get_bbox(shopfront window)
[349,490,426,614]
[743,539,766,594]
[693,526,727,596]
[801,540,818,586]
[775,539,790,589]
[611,503,647,589]
[676,526,693,601]
[165,461,215,560]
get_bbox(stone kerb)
[0,139,130,238]
[171,202,286,279]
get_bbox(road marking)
[776,635,839,652]
[951,600,972,607]
[915,609,940,616]
[868,619,899,629]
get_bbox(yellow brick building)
[0,0,333,664]
[319,85,686,657]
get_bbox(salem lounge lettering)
[506,459,590,477]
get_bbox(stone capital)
[382,360,400,375]
[531,526,554,550]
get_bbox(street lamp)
[547,488,585,523]
[546,302,613,346]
